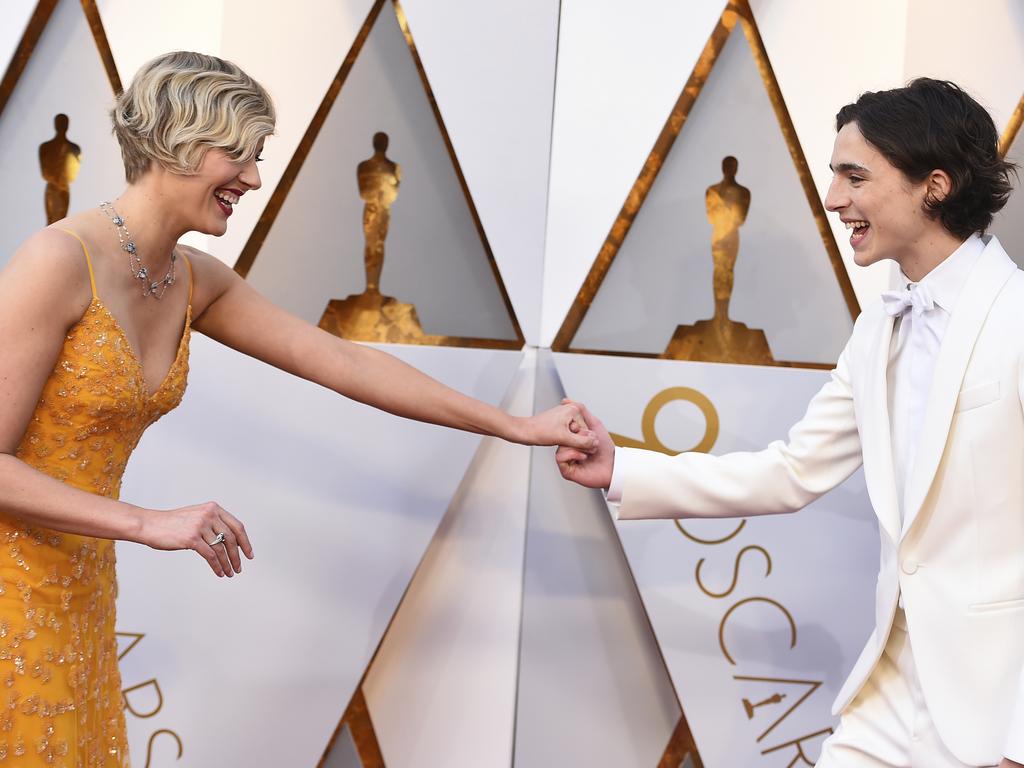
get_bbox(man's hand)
[555,399,615,489]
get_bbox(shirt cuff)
[604,446,625,503]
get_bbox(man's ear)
[924,168,954,205]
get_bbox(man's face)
[824,122,932,270]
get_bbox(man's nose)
[824,179,846,212]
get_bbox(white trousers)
[816,610,996,768]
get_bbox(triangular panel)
[321,357,534,767]
[552,0,856,368]
[0,0,122,269]
[513,351,683,766]
[238,0,522,349]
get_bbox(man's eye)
[850,176,864,184]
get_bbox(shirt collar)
[898,233,985,313]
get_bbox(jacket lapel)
[902,238,1018,536]
[861,309,902,545]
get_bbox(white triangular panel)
[571,23,852,364]
[554,352,878,767]
[116,336,523,766]
[541,1,724,345]
[247,4,518,341]
[359,352,534,767]
[0,0,123,269]
[513,351,680,766]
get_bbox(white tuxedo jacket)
[616,236,1024,765]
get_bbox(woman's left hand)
[518,400,597,452]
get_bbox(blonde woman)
[0,51,593,765]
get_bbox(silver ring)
[208,532,226,547]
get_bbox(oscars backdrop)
[0,1,1022,766]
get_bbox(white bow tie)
[881,282,936,317]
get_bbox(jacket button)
[901,559,918,575]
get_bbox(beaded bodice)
[15,227,192,499]
[15,298,191,499]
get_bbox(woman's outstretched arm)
[189,250,596,450]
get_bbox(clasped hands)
[555,399,615,490]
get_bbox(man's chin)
[852,249,882,268]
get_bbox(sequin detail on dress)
[5,231,191,767]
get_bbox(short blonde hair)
[112,51,276,183]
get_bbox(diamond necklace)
[99,201,176,299]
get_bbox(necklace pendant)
[125,242,137,255]
[136,267,148,281]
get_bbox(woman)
[0,51,593,765]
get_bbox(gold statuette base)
[320,290,437,344]
[663,317,773,365]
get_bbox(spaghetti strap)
[54,227,98,299]
[179,250,194,305]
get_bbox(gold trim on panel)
[0,0,122,125]
[81,0,123,95]
[551,0,859,366]
[1001,92,1023,158]
[658,714,705,768]
[318,686,387,768]
[0,0,59,120]
[235,0,524,350]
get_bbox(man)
[557,79,1020,768]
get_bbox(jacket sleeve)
[1004,359,1024,762]
[616,336,863,521]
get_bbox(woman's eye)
[255,155,264,163]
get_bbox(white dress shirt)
[606,234,987,513]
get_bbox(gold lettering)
[115,631,145,661]
[674,518,746,544]
[761,727,833,767]
[719,597,797,666]
[733,675,823,743]
[610,386,719,456]
[144,729,183,767]
[122,678,164,719]
[696,545,772,598]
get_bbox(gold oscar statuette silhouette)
[39,113,82,224]
[743,692,785,719]
[320,132,430,344]
[663,155,774,364]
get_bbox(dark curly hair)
[836,78,1016,239]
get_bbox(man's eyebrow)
[829,162,871,174]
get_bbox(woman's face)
[173,140,264,236]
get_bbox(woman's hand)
[137,502,253,577]
[517,400,597,452]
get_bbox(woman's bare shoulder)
[174,244,242,311]
[0,226,96,326]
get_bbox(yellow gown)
[4,230,192,766]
